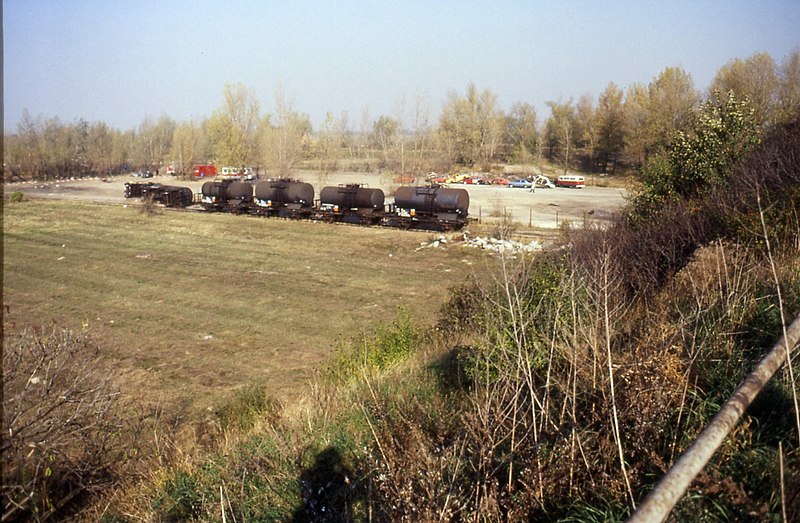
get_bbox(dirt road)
[6,171,629,229]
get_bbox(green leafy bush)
[635,90,761,212]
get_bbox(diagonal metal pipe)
[628,314,800,523]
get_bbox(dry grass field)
[3,199,482,420]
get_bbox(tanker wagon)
[253,179,315,218]
[318,184,385,225]
[200,180,233,210]
[224,181,254,212]
[391,185,470,230]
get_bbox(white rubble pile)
[462,235,542,254]
[415,233,542,254]
[415,235,449,251]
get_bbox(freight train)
[124,179,470,230]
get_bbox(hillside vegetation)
[18,93,794,522]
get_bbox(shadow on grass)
[292,447,358,522]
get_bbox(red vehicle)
[193,164,218,178]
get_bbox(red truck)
[193,164,217,178]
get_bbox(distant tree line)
[4,49,799,182]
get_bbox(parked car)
[508,178,533,188]
[131,170,153,178]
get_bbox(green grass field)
[3,199,480,418]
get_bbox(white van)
[556,175,586,188]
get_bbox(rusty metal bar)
[629,314,800,523]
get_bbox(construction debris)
[415,235,449,251]
[462,236,542,253]
[414,233,542,254]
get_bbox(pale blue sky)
[4,0,800,132]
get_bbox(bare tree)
[779,47,800,123]
[573,94,596,169]
[505,101,539,165]
[648,67,700,149]
[595,82,627,174]
[370,114,400,169]
[171,119,210,176]
[710,52,780,127]
[410,93,433,181]
[544,99,576,173]
[438,83,504,167]
[85,121,112,174]
[316,111,340,175]
[336,110,354,160]
[259,86,312,176]
[206,83,261,167]
[133,114,175,170]
[358,104,372,164]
